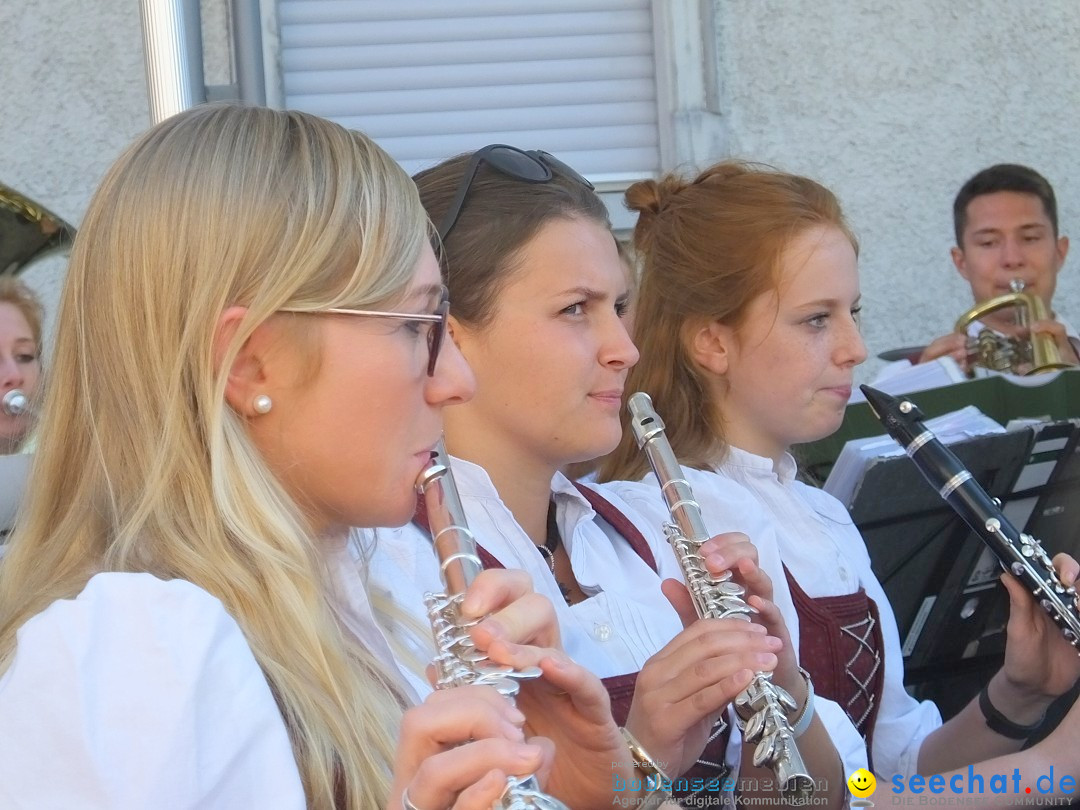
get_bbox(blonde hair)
[0,276,44,351]
[0,105,429,809]
[598,161,856,482]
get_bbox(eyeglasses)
[436,144,595,242]
[280,287,450,377]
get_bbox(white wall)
[711,0,1080,380]
[0,0,230,348]
[0,0,151,342]
[3,0,1079,383]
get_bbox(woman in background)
[0,276,43,453]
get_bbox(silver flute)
[627,392,814,801]
[417,440,569,810]
[2,389,28,417]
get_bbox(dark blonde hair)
[413,151,611,327]
[0,276,44,352]
[598,161,856,482]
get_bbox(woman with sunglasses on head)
[0,106,632,810]
[596,161,1080,785]
[362,145,848,808]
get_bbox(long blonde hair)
[598,161,856,482]
[0,105,428,808]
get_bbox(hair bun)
[625,175,688,255]
[624,176,688,218]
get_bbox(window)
[266,0,722,230]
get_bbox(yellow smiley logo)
[847,768,876,798]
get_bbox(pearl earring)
[252,394,273,414]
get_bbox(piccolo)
[2,389,28,417]
[860,384,1080,652]
[627,392,815,801]
[416,440,569,810]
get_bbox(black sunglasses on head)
[436,144,595,242]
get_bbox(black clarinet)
[860,384,1080,651]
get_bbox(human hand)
[918,332,971,370]
[488,643,642,810]
[388,686,551,810]
[459,568,562,652]
[696,533,806,705]
[1027,319,1080,366]
[624,615,779,776]
[998,553,1080,716]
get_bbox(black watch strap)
[978,684,1044,740]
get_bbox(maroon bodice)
[784,566,885,766]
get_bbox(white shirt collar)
[716,444,799,484]
[447,455,598,520]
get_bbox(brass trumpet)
[955,280,1072,376]
[0,181,77,275]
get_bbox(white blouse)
[359,455,861,783]
[0,572,306,809]
[604,445,943,779]
[360,458,690,687]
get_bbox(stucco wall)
[712,0,1080,381]
[1,0,150,342]
[3,0,1079,384]
[0,0,230,348]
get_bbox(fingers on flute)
[407,739,544,810]
[532,650,614,722]
[448,770,511,810]
[745,594,792,640]
[699,534,775,601]
[461,570,562,650]
[460,569,532,618]
[632,621,778,725]
[401,687,526,757]
[660,578,699,629]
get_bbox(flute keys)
[753,735,780,768]
[743,708,767,742]
[773,685,799,713]
[715,581,746,595]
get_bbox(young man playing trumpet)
[917,163,1079,373]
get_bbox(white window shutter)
[278,0,661,190]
